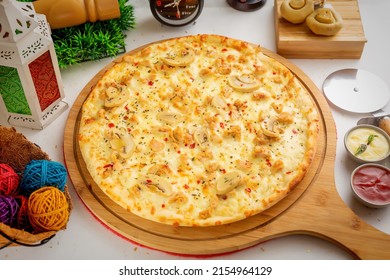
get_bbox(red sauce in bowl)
[352,165,390,205]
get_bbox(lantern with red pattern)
[0,0,67,129]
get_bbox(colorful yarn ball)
[20,160,67,196]
[27,186,69,232]
[0,163,20,196]
[0,195,19,226]
[14,195,32,231]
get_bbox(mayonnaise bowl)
[344,124,390,164]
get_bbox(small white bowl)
[350,163,390,208]
[344,124,390,164]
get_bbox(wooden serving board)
[63,39,390,259]
[274,0,367,58]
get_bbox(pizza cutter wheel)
[322,68,390,113]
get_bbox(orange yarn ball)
[27,186,69,232]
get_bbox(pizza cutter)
[323,68,390,136]
[357,110,390,136]
[322,68,390,114]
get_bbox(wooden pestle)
[32,0,120,29]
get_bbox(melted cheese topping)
[79,35,319,226]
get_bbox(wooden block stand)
[274,0,367,58]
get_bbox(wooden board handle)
[262,170,390,259]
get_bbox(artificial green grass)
[18,0,135,68]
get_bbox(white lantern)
[0,0,68,129]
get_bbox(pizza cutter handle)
[357,109,389,126]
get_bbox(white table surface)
[1,0,389,260]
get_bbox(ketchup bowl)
[350,163,390,208]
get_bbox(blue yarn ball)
[20,160,67,196]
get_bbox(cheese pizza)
[78,34,319,226]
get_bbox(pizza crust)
[78,34,319,226]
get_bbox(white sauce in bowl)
[346,127,390,161]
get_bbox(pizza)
[78,34,319,227]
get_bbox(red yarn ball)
[0,163,20,196]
